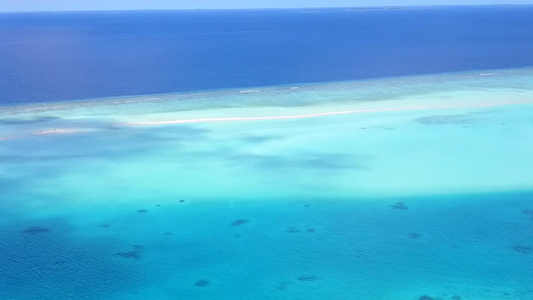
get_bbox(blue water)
[1,6,533,300]
[1,6,533,104]
[1,191,532,299]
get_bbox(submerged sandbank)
[0,68,533,203]
[1,67,532,135]
[123,100,528,126]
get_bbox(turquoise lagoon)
[0,68,533,299]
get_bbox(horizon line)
[0,4,531,14]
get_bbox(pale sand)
[0,99,530,140]
[0,69,532,204]
[123,100,530,126]
[32,129,80,135]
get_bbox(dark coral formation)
[231,219,249,226]
[389,202,409,210]
[136,209,148,213]
[0,116,59,125]
[512,245,532,254]
[285,227,315,233]
[22,226,51,234]
[178,199,186,203]
[195,279,209,287]
[415,115,472,125]
[297,275,318,282]
[277,281,290,290]
[115,251,141,260]
[115,245,144,260]
[408,233,421,239]
[287,226,301,233]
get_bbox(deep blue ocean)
[1,5,533,104]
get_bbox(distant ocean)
[1,5,533,104]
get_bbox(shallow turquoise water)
[0,69,532,299]
[1,192,532,299]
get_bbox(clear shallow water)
[1,69,533,299]
[1,192,533,300]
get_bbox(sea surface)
[1,6,533,300]
[1,6,533,104]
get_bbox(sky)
[0,0,532,12]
